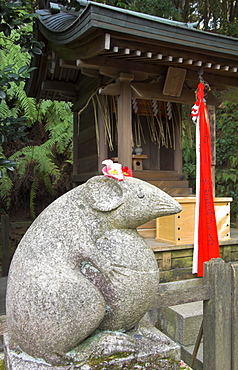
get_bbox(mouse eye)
[138,192,145,199]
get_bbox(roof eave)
[37,2,238,60]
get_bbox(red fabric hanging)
[192,82,220,277]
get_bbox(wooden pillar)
[231,262,238,369]
[73,111,80,187]
[173,103,183,173]
[117,73,133,168]
[207,105,216,196]
[174,118,183,173]
[1,214,10,276]
[97,96,108,173]
[203,259,232,370]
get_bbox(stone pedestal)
[4,320,181,370]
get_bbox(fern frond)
[30,174,38,219]
[0,100,12,119]
[0,172,13,208]
[15,89,37,125]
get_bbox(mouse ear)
[85,176,124,212]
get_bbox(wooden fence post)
[203,258,232,370]
[1,214,10,276]
[231,263,238,369]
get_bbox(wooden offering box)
[156,197,232,245]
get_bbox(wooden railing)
[151,258,238,370]
[0,215,32,276]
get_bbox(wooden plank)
[221,245,231,262]
[78,155,98,174]
[73,76,101,112]
[203,259,232,370]
[156,197,232,244]
[137,228,156,238]
[162,251,172,270]
[163,67,187,97]
[231,263,238,369]
[150,279,209,309]
[137,219,156,229]
[78,121,95,142]
[171,256,193,269]
[159,267,195,283]
[133,170,183,181]
[172,249,193,258]
[79,137,97,158]
[1,214,10,276]
[157,215,175,243]
[147,180,190,188]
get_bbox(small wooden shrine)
[26,0,238,251]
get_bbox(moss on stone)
[79,354,179,369]
[0,359,5,370]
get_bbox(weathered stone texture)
[5,176,181,366]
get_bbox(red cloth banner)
[192,82,220,277]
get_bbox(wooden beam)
[81,68,100,77]
[100,80,220,105]
[42,80,76,97]
[150,278,209,309]
[76,56,166,76]
[60,59,78,69]
[186,70,238,88]
[99,66,120,78]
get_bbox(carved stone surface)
[5,176,181,366]
[4,320,181,369]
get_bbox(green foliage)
[0,0,44,55]
[182,106,196,193]
[0,358,5,370]
[0,11,73,219]
[0,64,36,100]
[0,1,44,154]
[0,158,17,179]
[215,100,238,222]
[106,0,181,19]
[5,100,73,218]
[182,99,238,224]
[91,0,238,35]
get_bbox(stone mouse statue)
[6,174,181,365]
